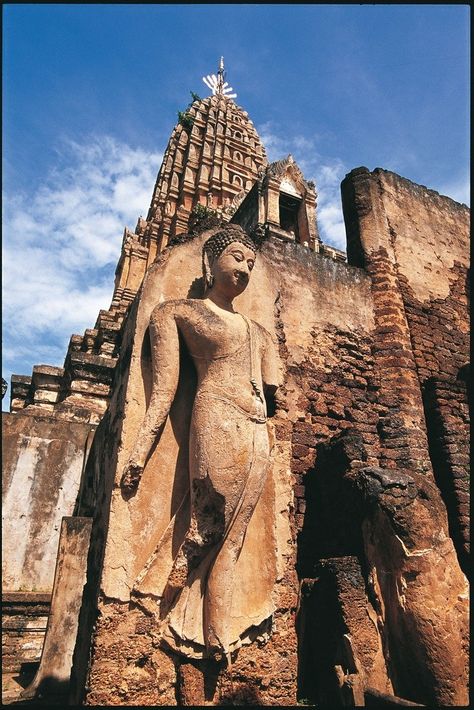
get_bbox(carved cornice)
[263,155,315,195]
[266,155,295,178]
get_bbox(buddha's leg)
[160,398,249,613]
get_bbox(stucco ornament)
[121,224,280,660]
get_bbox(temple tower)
[112,59,268,311]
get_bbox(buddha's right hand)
[120,461,144,493]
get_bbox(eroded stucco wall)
[337,168,469,705]
[76,176,469,705]
[2,413,94,592]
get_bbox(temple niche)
[2,59,469,707]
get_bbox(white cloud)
[317,203,347,247]
[257,121,348,250]
[2,136,162,390]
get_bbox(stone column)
[342,167,431,474]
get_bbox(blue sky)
[2,4,470,399]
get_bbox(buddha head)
[203,225,257,299]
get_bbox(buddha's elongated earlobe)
[203,250,214,289]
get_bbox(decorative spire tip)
[202,57,237,99]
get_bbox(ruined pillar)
[21,517,92,702]
[340,168,469,705]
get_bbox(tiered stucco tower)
[113,92,269,302]
[9,60,330,426]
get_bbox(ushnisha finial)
[203,57,237,99]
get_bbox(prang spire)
[202,57,237,98]
[217,56,225,94]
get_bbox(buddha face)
[211,241,256,299]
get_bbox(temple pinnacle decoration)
[202,56,237,98]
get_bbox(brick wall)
[2,592,51,673]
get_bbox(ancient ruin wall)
[2,413,94,680]
[342,167,470,578]
[74,205,469,705]
[67,167,470,706]
[339,168,469,705]
[2,593,51,677]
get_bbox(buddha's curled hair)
[203,225,256,261]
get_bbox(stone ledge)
[2,592,52,604]
[10,375,32,385]
[32,365,64,378]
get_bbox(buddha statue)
[121,224,280,660]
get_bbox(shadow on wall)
[422,371,470,578]
[17,673,69,705]
[296,429,366,577]
[296,430,369,706]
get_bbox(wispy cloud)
[2,136,162,390]
[257,121,348,250]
